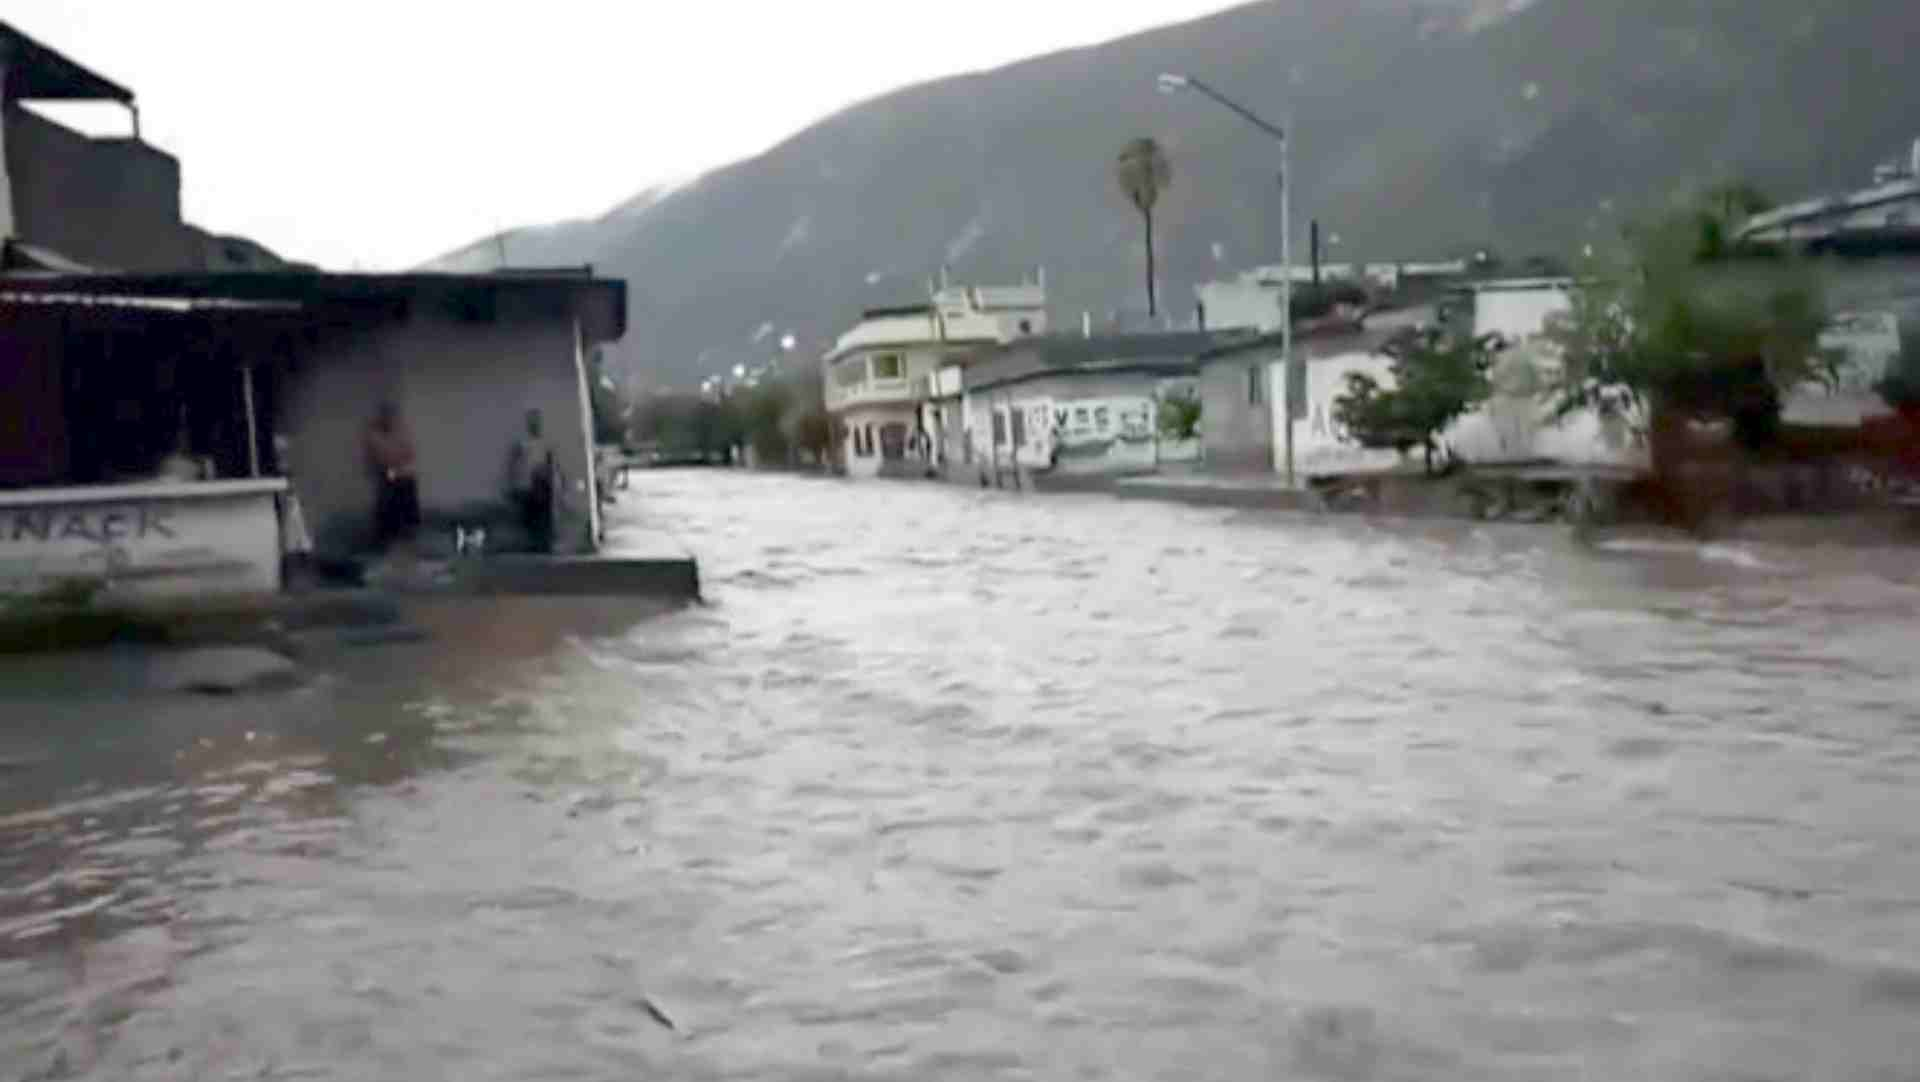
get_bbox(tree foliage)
[1158,388,1202,440]
[1694,181,1775,260]
[1115,136,1172,317]
[1114,136,1171,218]
[1331,326,1498,474]
[628,366,841,469]
[1546,203,1827,453]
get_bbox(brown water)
[4,470,1920,1080]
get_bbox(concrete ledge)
[0,591,403,655]
[1113,476,1314,511]
[450,554,701,601]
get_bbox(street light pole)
[1158,72,1298,488]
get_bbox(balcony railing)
[825,376,918,411]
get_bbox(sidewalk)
[1111,467,1317,511]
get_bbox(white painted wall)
[1472,284,1574,341]
[825,345,948,412]
[967,386,1167,475]
[1275,344,1645,477]
[1196,279,1285,332]
[0,480,283,600]
[1278,350,1404,476]
[837,403,918,479]
[279,301,595,553]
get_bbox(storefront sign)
[0,480,285,600]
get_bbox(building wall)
[1196,280,1284,333]
[966,373,1185,476]
[278,300,595,553]
[3,106,196,271]
[1472,285,1574,341]
[824,344,953,414]
[1198,354,1275,473]
[836,402,920,480]
[1278,343,1645,477]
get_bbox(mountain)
[426,0,1920,387]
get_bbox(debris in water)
[639,995,677,1032]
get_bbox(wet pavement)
[4,469,1919,1080]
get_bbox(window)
[1011,406,1027,447]
[871,353,904,380]
[880,423,908,460]
[1248,364,1264,405]
[992,410,1007,446]
[834,359,866,387]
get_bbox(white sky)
[10,1,1245,270]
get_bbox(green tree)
[1696,181,1774,260]
[1331,326,1498,474]
[1115,136,1172,318]
[1158,388,1202,440]
[1546,207,1827,465]
[792,408,837,466]
[740,380,792,464]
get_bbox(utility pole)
[1311,219,1322,289]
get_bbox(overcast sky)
[11,1,1245,270]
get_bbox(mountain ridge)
[427,0,1920,388]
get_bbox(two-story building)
[822,281,1046,479]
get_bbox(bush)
[1158,389,1202,440]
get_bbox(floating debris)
[639,995,677,1032]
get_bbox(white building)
[823,281,1046,478]
[1196,260,1470,334]
[1274,282,1645,477]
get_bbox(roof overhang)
[0,270,628,342]
[0,21,135,103]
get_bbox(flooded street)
[5,470,1920,1080]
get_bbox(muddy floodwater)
[4,470,1920,1080]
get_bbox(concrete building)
[0,21,293,272]
[1195,260,1468,334]
[822,281,1045,479]
[1197,308,1434,476]
[0,269,626,599]
[956,331,1239,483]
[0,22,637,602]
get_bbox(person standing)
[507,407,555,553]
[365,400,420,552]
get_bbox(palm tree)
[1115,137,1172,318]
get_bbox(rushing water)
[4,470,1920,1080]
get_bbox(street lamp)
[1158,71,1299,488]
